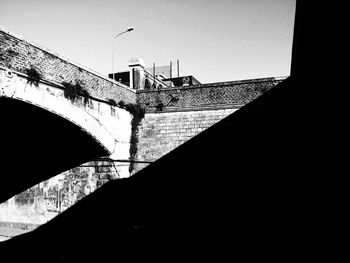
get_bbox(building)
[109,58,201,89]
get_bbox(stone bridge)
[0,26,137,209]
[0,25,283,226]
[0,66,132,158]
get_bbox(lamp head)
[127,27,134,32]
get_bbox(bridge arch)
[0,68,131,155]
[0,67,132,202]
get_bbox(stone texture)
[133,109,237,173]
[137,77,283,112]
[0,29,136,104]
[0,161,121,225]
[0,27,285,228]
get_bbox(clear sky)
[0,0,296,84]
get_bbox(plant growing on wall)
[155,93,179,112]
[62,82,90,105]
[25,67,42,87]
[7,49,19,57]
[116,100,145,173]
[154,88,164,112]
[254,83,269,94]
[0,48,18,63]
[3,48,19,61]
[62,82,76,101]
[80,88,90,106]
[155,101,164,111]
[117,100,125,108]
[108,99,117,106]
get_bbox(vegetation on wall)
[7,49,19,57]
[253,84,269,94]
[117,100,125,108]
[116,100,145,173]
[62,82,90,105]
[155,93,179,112]
[3,48,19,60]
[108,99,117,106]
[0,48,19,64]
[25,67,42,87]
[155,88,164,112]
[155,101,165,111]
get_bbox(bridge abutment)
[0,160,127,225]
[0,66,135,226]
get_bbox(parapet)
[0,25,136,105]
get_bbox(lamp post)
[112,27,134,81]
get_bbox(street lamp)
[112,27,134,81]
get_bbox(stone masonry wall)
[0,26,136,227]
[0,27,136,104]
[133,77,284,173]
[134,109,237,173]
[0,160,125,225]
[0,26,286,229]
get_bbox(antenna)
[177,59,179,78]
[153,62,155,86]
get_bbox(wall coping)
[136,76,287,93]
[0,25,135,94]
[145,104,244,113]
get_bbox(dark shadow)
[0,1,329,261]
[0,98,108,203]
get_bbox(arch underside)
[0,97,109,203]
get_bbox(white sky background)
[0,0,296,84]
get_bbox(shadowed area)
[0,1,327,261]
[0,97,108,203]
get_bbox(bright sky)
[0,0,296,84]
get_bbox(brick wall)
[137,77,283,112]
[0,27,136,104]
[134,108,237,172]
